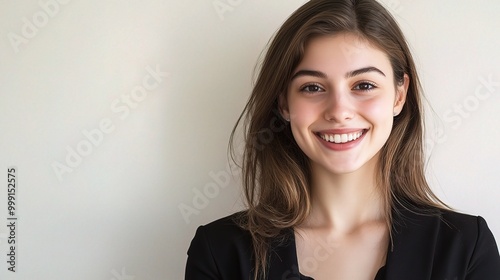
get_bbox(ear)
[278,93,290,121]
[393,74,409,116]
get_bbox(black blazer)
[185,205,500,280]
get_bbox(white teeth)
[320,131,363,144]
[341,134,348,143]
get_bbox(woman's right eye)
[300,84,324,93]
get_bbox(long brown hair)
[229,0,448,278]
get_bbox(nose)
[324,91,354,122]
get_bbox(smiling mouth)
[317,130,365,144]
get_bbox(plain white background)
[0,0,499,279]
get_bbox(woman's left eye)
[353,82,376,91]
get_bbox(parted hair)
[229,0,448,279]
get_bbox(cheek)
[287,99,322,148]
[288,99,320,125]
[360,97,394,138]
[361,96,394,121]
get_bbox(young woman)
[185,0,500,279]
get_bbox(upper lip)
[315,128,367,134]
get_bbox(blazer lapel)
[385,206,441,280]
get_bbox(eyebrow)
[290,66,386,81]
[346,66,386,78]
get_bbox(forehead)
[296,33,393,76]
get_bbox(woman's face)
[282,33,408,175]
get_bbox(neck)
[304,156,386,234]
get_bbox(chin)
[328,166,362,175]
[316,160,365,175]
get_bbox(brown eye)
[300,84,324,93]
[353,82,376,91]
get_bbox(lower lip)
[316,130,367,151]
